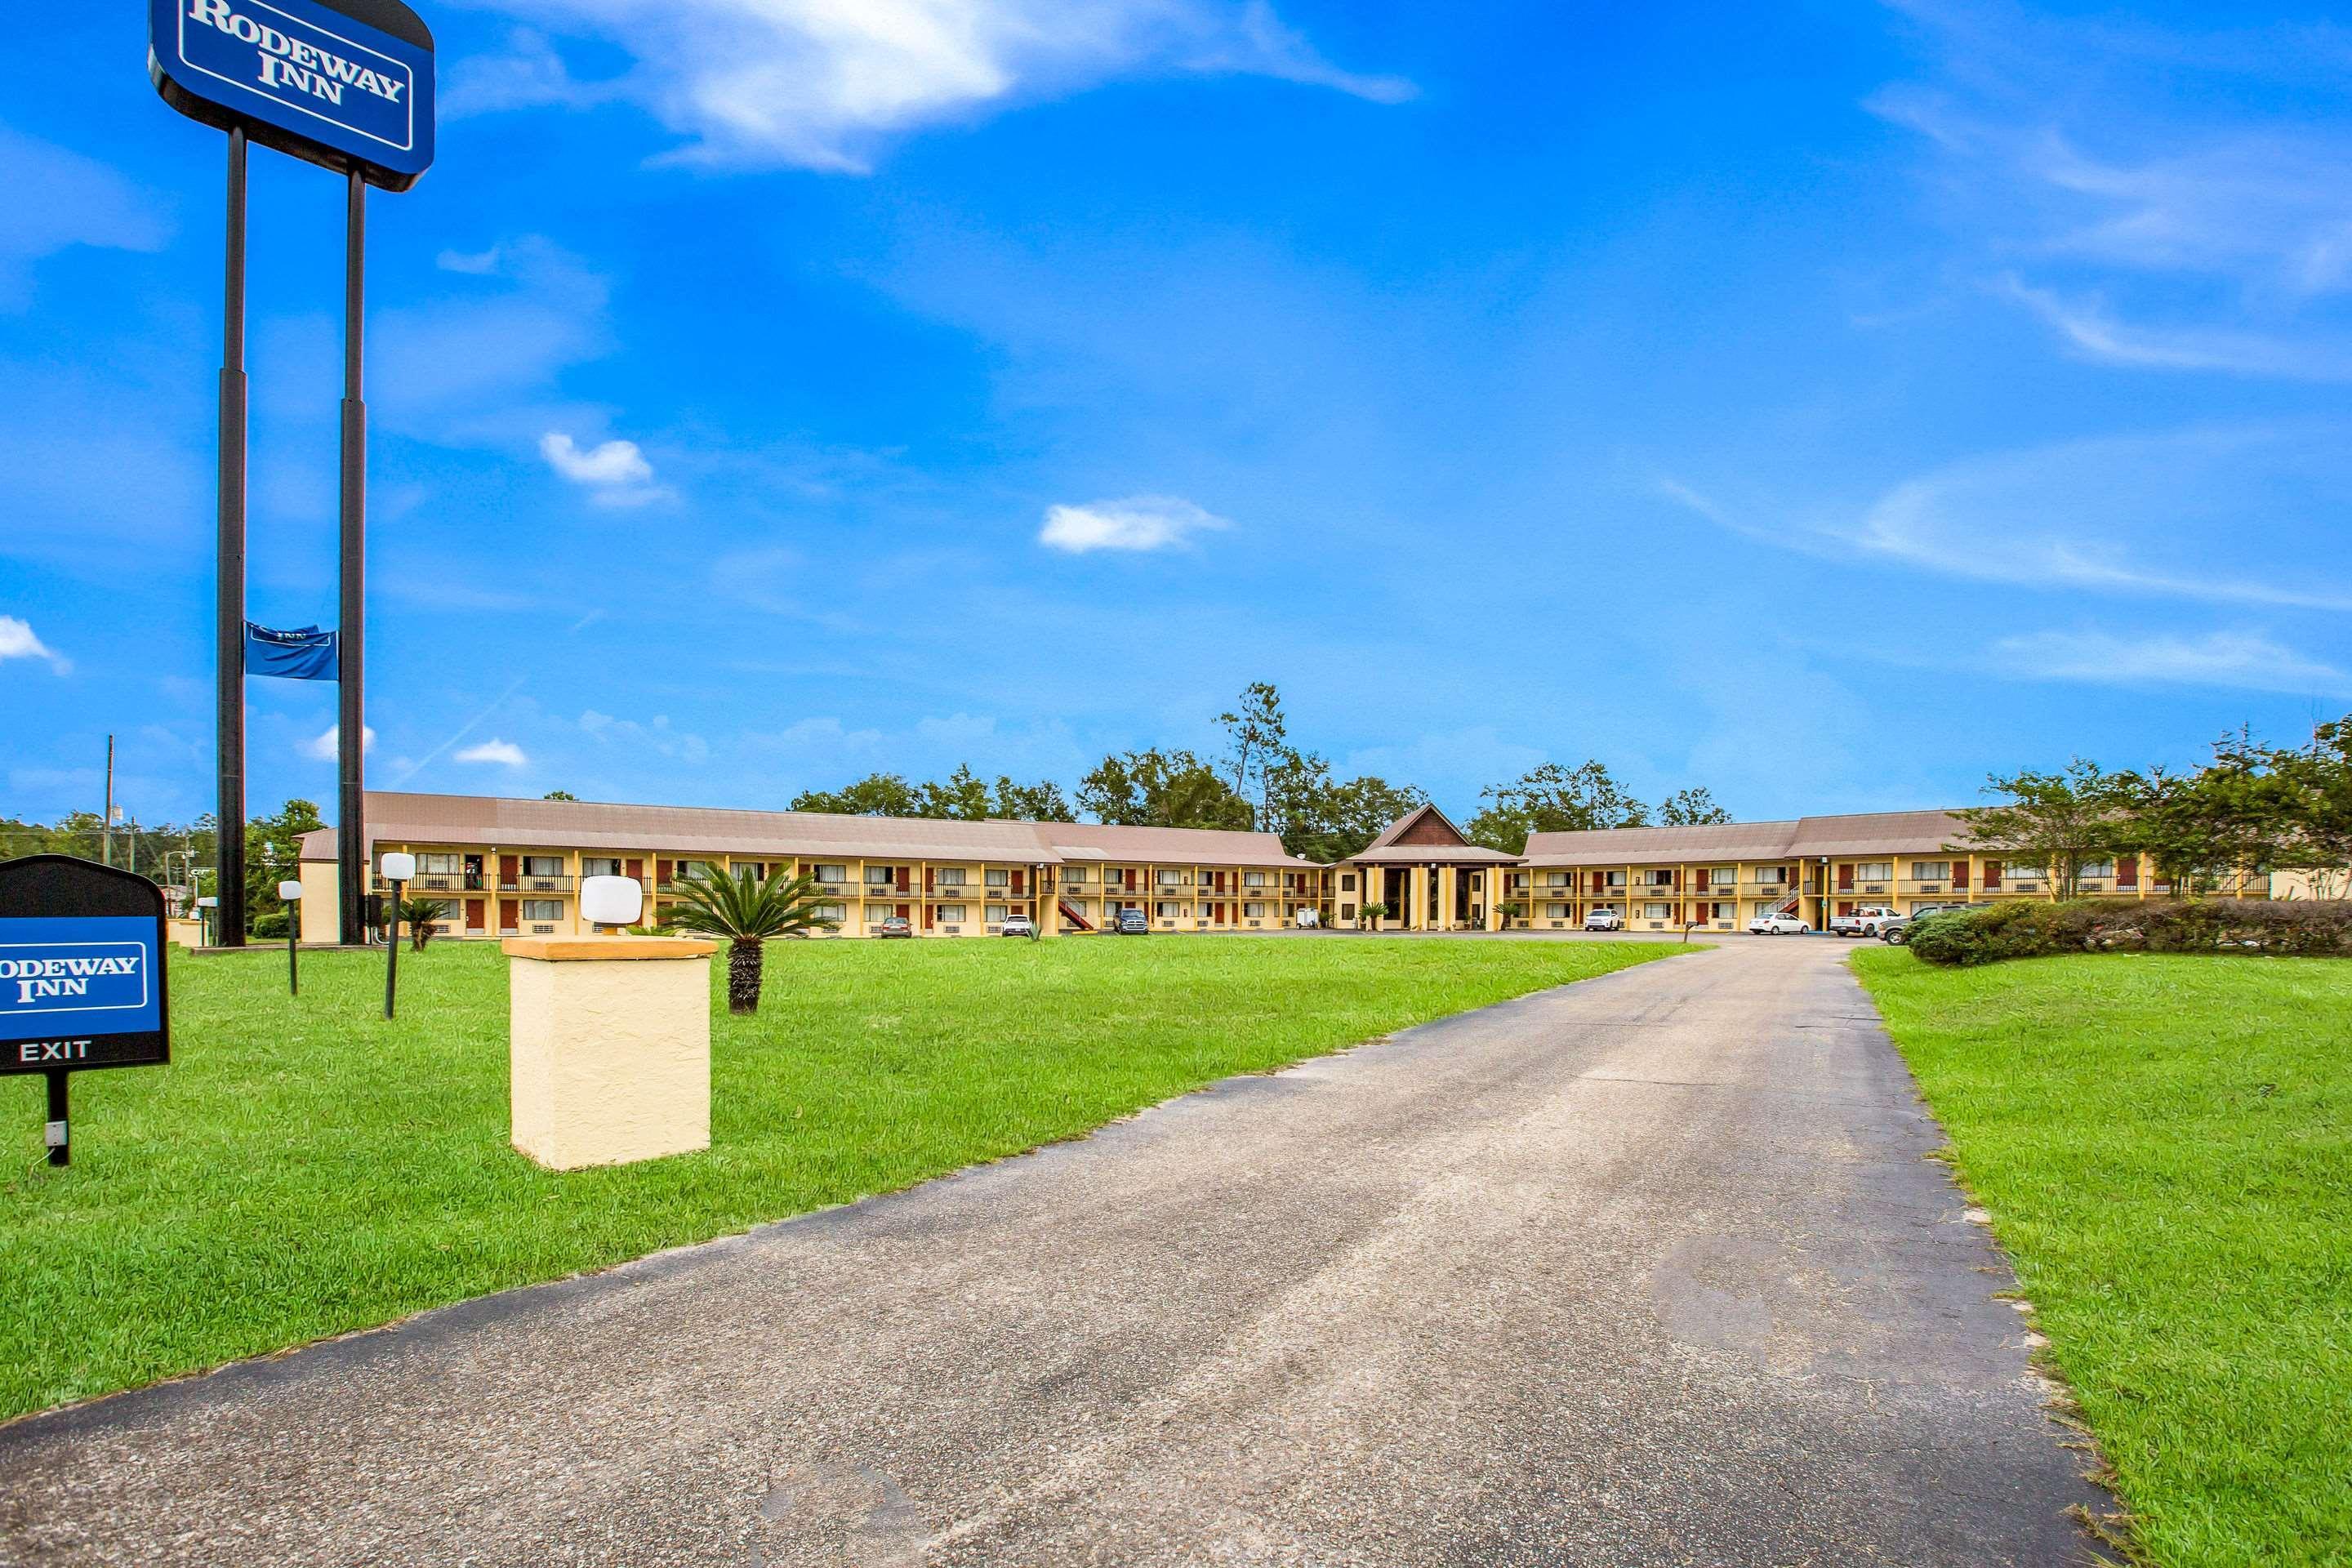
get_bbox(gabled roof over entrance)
[1349,803,1521,865]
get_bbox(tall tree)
[1466,762,1651,853]
[1078,749,1254,831]
[991,776,1075,822]
[917,764,993,822]
[245,799,325,929]
[791,773,923,817]
[1656,786,1732,826]
[1216,681,1290,825]
[1263,752,1428,862]
[1949,759,2143,899]
[541,790,578,801]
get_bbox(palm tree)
[657,866,840,1013]
[395,897,450,952]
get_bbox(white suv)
[1583,909,1624,931]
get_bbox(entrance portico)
[1343,804,1521,932]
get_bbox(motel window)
[1340,874,1357,892]
[1244,871,1267,887]
[1156,902,1181,919]
[937,904,966,924]
[1062,867,1088,884]
[1855,862,1891,882]
[1157,871,1181,886]
[418,853,462,875]
[1340,903,1357,920]
[1544,871,1570,887]
[1603,871,1627,887]
[1245,902,1267,918]
[986,869,1010,887]
[675,860,712,882]
[581,857,621,879]
[1909,862,1951,881]
[986,904,1009,924]
[813,902,847,924]
[521,899,564,922]
[812,863,848,884]
[2079,860,2114,880]
[936,867,966,886]
[1646,870,1675,886]
[1644,902,1672,920]
[868,865,898,885]
[1544,902,1570,920]
[1710,866,1737,887]
[523,855,563,877]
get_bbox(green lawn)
[0,934,1677,1422]
[1852,948,2352,1568]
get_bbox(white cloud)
[541,431,668,506]
[1993,274,2352,381]
[0,124,172,310]
[1988,630,2350,696]
[1040,494,1229,554]
[375,237,613,445]
[299,724,377,760]
[0,614,68,672]
[450,0,1412,171]
[1663,421,2352,612]
[579,710,710,764]
[456,738,530,767]
[1873,6,2352,376]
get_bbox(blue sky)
[7,0,2352,830]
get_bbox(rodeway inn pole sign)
[150,0,434,189]
[149,0,436,950]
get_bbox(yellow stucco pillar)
[506,935,716,1170]
[1408,866,1429,930]
[1437,866,1457,931]
[1484,870,1503,932]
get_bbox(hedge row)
[1904,898,2352,967]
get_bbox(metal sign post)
[0,858,173,1168]
[148,0,436,948]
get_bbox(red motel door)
[466,899,485,932]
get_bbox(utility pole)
[102,734,115,867]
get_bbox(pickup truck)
[1829,905,1903,938]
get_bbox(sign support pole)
[45,1070,68,1168]
[385,875,403,1020]
[216,126,249,949]
[338,168,368,947]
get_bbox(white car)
[998,913,1037,938]
[1748,912,1812,936]
[1583,909,1624,932]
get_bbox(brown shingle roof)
[1349,804,1517,863]
[298,792,1316,869]
[1521,810,1979,867]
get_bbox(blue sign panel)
[149,0,435,189]
[246,621,341,680]
[0,860,172,1075]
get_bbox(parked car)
[1829,905,1903,938]
[1881,902,1991,944]
[1584,909,1624,932]
[1748,911,1812,936]
[1000,913,1037,939]
[876,915,913,939]
[1115,908,1151,935]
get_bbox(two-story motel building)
[296,792,1334,943]
[1503,809,2271,935]
[296,794,2281,945]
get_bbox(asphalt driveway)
[0,938,2109,1566]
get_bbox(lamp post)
[277,878,304,996]
[380,852,414,1020]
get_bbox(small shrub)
[252,911,291,940]
[1906,898,2352,967]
